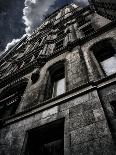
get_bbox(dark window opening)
[52,67,65,97]
[90,39,116,75]
[45,62,65,100]
[35,37,42,46]
[77,16,89,27]
[110,101,116,114]
[31,69,40,84]
[81,24,95,36]
[0,94,20,119]
[55,39,64,51]
[24,119,64,155]
[58,25,65,31]
[94,42,115,62]
[38,37,42,44]
[57,30,64,38]
[0,80,28,119]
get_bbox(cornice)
[0,82,96,128]
[0,37,27,62]
[45,3,70,20]
[0,6,92,65]
[30,6,91,38]
[53,6,91,29]
[47,21,116,60]
[0,94,19,106]
[1,77,28,92]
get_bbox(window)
[31,69,40,84]
[110,101,116,114]
[37,37,42,45]
[24,119,64,155]
[52,68,65,97]
[45,62,65,100]
[57,30,64,38]
[0,93,20,119]
[0,80,28,119]
[91,39,116,76]
[55,39,64,51]
[81,24,95,36]
[54,27,64,51]
[77,16,86,27]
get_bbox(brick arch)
[40,52,67,78]
[89,37,116,76]
[89,37,115,52]
[48,60,65,74]
[36,53,67,102]
[45,60,65,100]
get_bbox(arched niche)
[90,38,116,76]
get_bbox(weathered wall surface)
[17,47,89,112]
[17,27,116,113]
[0,90,115,155]
[0,4,116,155]
[99,83,116,144]
[82,27,116,81]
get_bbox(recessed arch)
[44,60,66,100]
[89,38,116,76]
[48,60,65,75]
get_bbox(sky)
[0,0,89,52]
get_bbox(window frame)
[22,118,65,155]
[0,80,28,119]
[110,101,116,115]
[55,39,64,51]
[81,24,95,36]
[44,61,66,100]
[52,72,65,98]
[90,39,116,76]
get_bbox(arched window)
[0,79,28,119]
[45,61,65,100]
[90,39,116,76]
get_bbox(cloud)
[5,0,56,51]
[5,0,89,51]
[22,0,89,35]
[22,0,57,35]
[5,39,21,52]
[5,34,26,52]
[74,0,89,6]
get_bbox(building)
[89,0,116,21]
[0,3,116,155]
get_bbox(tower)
[0,3,116,155]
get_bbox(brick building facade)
[89,0,116,21]
[0,3,116,155]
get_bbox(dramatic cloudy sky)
[0,0,89,52]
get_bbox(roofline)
[0,36,27,63]
[44,3,74,20]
